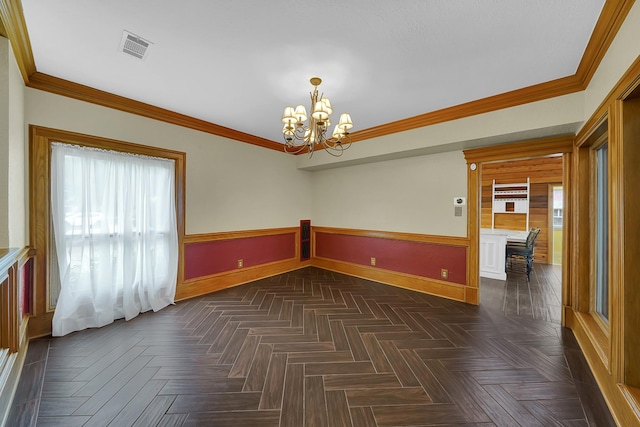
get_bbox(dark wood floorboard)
[7,265,616,426]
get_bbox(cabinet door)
[480,234,507,280]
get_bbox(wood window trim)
[588,133,611,337]
[568,56,640,425]
[573,115,613,370]
[619,86,640,391]
[28,125,186,338]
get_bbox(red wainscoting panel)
[19,258,33,317]
[315,232,467,285]
[185,233,296,280]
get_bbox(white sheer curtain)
[50,143,178,337]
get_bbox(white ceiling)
[20,0,605,145]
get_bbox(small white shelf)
[492,178,530,230]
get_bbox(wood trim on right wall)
[568,53,640,427]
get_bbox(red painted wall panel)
[185,233,296,280]
[20,259,32,317]
[315,232,467,285]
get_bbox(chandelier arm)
[283,140,309,155]
[319,142,344,157]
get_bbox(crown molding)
[576,0,636,87]
[0,14,8,37]
[26,72,284,151]
[0,0,35,80]
[1,0,635,147]
[350,75,584,142]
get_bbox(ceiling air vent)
[119,31,152,60]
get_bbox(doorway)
[464,138,572,325]
[479,157,564,323]
[550,185,563,265]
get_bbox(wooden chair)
[505,227,541,281]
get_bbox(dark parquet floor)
[8,265,615,426]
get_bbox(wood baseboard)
[175,258,309,301]
[311,257,475,304]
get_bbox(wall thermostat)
[454,197,466,206]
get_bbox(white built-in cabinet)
[481,177,531,280]
[479,231,507,280]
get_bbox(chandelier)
[281,77,353,157]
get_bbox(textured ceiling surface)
[21,0,605,144]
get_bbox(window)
[594,143,609,322]
[50,143,179,336]
[553,208,563,228]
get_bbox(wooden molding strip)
[312,226,469,247]
[311,257,471,304]
[184,227,298,244]
[576,0,637,88]
[0,0,36,81]
[176,258,307,301]
[27,72,284,151]
[350,75,585,142]
[463,135,574,164]
[30,124,187,157]
[0,13,7,37]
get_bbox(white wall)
[584,1,640,121]
[25,89,312,234]
[0,37,27,249]
[311,150,467,236]
[7,41,26,248]
[0,38,9,247]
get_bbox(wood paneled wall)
[481,156,564,265]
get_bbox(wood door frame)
[463,135,573,321]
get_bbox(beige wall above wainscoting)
[311,150,468,237]
[25,88,313,235]
[0,36,27,249]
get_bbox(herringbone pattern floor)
[9,266,614,426]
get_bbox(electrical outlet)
[441,268,448,279]
[237,259,243,268]
[371,257,376,266]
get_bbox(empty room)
[1,1,640,426]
